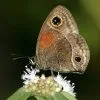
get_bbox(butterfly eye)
[75,56,81,62]
[52,16,61,26]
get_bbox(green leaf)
[7,87,77,100]
[53,92,76,100]
[61,92,77,100]
[7,87,33,100]
[53,93,69,100]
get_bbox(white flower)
[54,72,75,96]
[22,66,75,96]
[21,66,40,84]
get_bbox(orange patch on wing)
[39,32,55,48]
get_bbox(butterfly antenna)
[11,53,36,69]
[11,53,28,60]
[12,56,28,60]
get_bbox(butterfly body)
[35,5,90,73]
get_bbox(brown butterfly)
[33,5,90,73]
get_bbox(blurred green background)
[0,0,100,100]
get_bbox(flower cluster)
[22,66,75,96]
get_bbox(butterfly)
[12,5,90,74]
[34,5,90,73]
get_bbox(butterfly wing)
[36,5,90,73]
